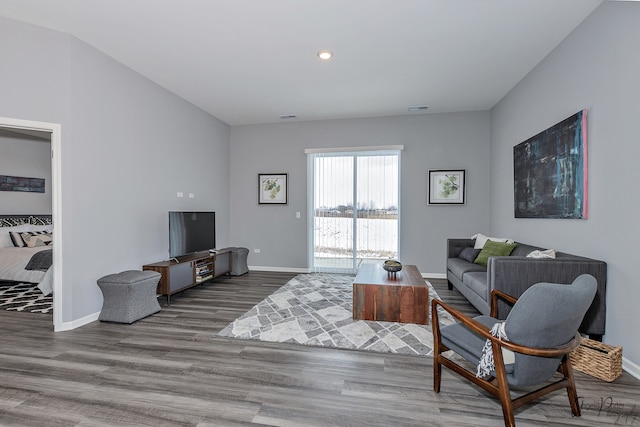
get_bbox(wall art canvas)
[513,110,588,219]
[258,173,288,204]
[428,169,465,205]
[0,175,45,193]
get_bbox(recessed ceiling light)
[408,106,429,112]
[317,50,333,60]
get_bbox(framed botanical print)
[428,169,465,205]
[258,173,288,204]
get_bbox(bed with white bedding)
[0,215,53,296]
[0,246,53,295]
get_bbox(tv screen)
[169,211,216,258]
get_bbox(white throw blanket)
[527,249,556,259]
[476,322,514,377]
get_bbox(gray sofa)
[447,238,607,339]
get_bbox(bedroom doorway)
[0,117,63,331]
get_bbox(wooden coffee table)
[352,263,429,325]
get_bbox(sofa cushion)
[447,258,486,281]
[473,233,515,249]
[463,272,490,300]
[474,240,517,267]
[459,247,481,263]
[510,243,545,257]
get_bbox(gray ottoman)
[230,247,249,276]
[97,270,161,323]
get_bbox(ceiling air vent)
[408,106,429,112]
[279,114,297,120]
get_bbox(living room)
[0,0,638,412]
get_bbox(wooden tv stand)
[142,248,232,304]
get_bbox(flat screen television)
[169,211,216,258]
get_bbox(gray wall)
[490,2,639,366]
[0,16,230,322]
[230,112,491,275]
[0,130,52,214]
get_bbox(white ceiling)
[0,0,604,126]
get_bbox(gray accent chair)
[97,270,161,323]
[432,274,597,427]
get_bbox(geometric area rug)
[218,273,455,356]
[0,281,53,314]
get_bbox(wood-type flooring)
[0,271,638,426]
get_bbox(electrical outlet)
[189,193,195,198]
[254,248,261,253]
[177,192,183,198]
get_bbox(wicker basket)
[570,337,622,382]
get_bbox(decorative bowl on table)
[383,259,402,275]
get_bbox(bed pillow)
[10,231,27,247]
[0,224,32,247]
[31,224,53,233]
[18,231,53,248]
[459,247,481,263]
[473,240,517,267]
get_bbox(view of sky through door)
[310,150,399,272]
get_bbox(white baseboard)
[622,356,640,381]
[55,310,100,332]
[249,265,446,279]
[248,265,311,274]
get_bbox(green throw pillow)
[473,240,517,267]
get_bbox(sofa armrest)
[447,238,474,259]
[487,256,607,336]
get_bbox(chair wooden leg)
[434,355,442,393]
[492,342,516,427]
[560,356,581,417]
[432,298,444,393]
[497,386,516,427]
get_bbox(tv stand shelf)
[143,248,232,304]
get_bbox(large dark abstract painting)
[513,110,588,219]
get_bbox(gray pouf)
[230,247,249,276]
[97,270,161,323]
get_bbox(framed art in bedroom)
[0,175,45,193]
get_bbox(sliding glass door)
[308,149,400,273]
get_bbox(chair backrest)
[503,274,597,386]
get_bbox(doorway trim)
[0,116,63,331]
